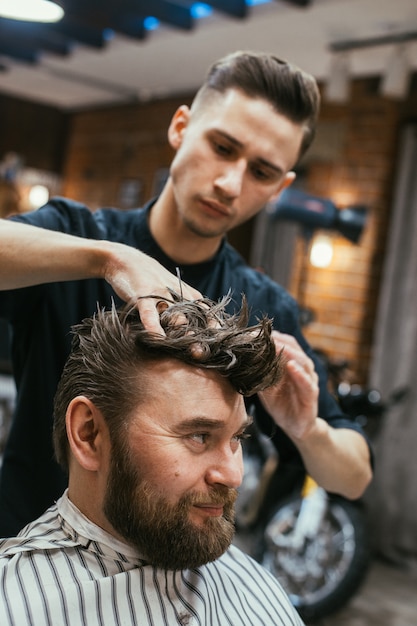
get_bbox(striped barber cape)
[0,492,304,626]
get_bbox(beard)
[103,439,237,570]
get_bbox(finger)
[286,359,319,394]
[156,300,169,314]
[136,299,166,336]
[271,330,301,349]
[271,333,302,360]
[272,337,312,373]
[166,280,202,302]
[183,285,204,300]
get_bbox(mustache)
[184,486,238,508]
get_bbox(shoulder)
[1,502,62,546]
[12,197,145,243]
[200,545,303,623]
[12,196,93,231]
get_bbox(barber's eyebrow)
[213,129,284,176]
[175,415,253,432]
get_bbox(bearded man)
[0,295,305,626]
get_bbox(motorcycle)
[235,356,406,623]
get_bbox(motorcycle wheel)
[259,494,370,623]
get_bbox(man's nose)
[214,160,246,199]
[205,448,243,490]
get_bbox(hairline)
[191,85,310,164]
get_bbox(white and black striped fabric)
[0,492,304,626]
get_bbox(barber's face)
[103,359,249,570]
[167,88,304,238]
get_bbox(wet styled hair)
[53,294,283,470]
[192,50,320,162]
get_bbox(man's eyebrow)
[255,157,284,176]
[175,415,253,432]
[213,129,244,150]
[212,129,284,175]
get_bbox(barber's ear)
[66,396,108,472]
[168,105,191,150]
[269,171,296,203]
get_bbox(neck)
[68,470,114,537]
[149,181,223,264]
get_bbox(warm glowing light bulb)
[310,235,334,268]
[29,185,49,209]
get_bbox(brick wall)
[62,96,191,209]
[288,77,417,382]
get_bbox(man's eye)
[233,431,251,444]
[213,141,232,156]
[251,166,270,181]
[189,433,208,445]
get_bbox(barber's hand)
[258,331,319,441]
[102,243,202,335]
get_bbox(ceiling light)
[0,0,64,23]
[380,45,411,99]
[325,53,350,103]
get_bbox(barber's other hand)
[258,331,319,441]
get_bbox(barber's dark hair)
[192,50,320,162]
[53,294,283,470]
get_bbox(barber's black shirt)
[0,197,364,536]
